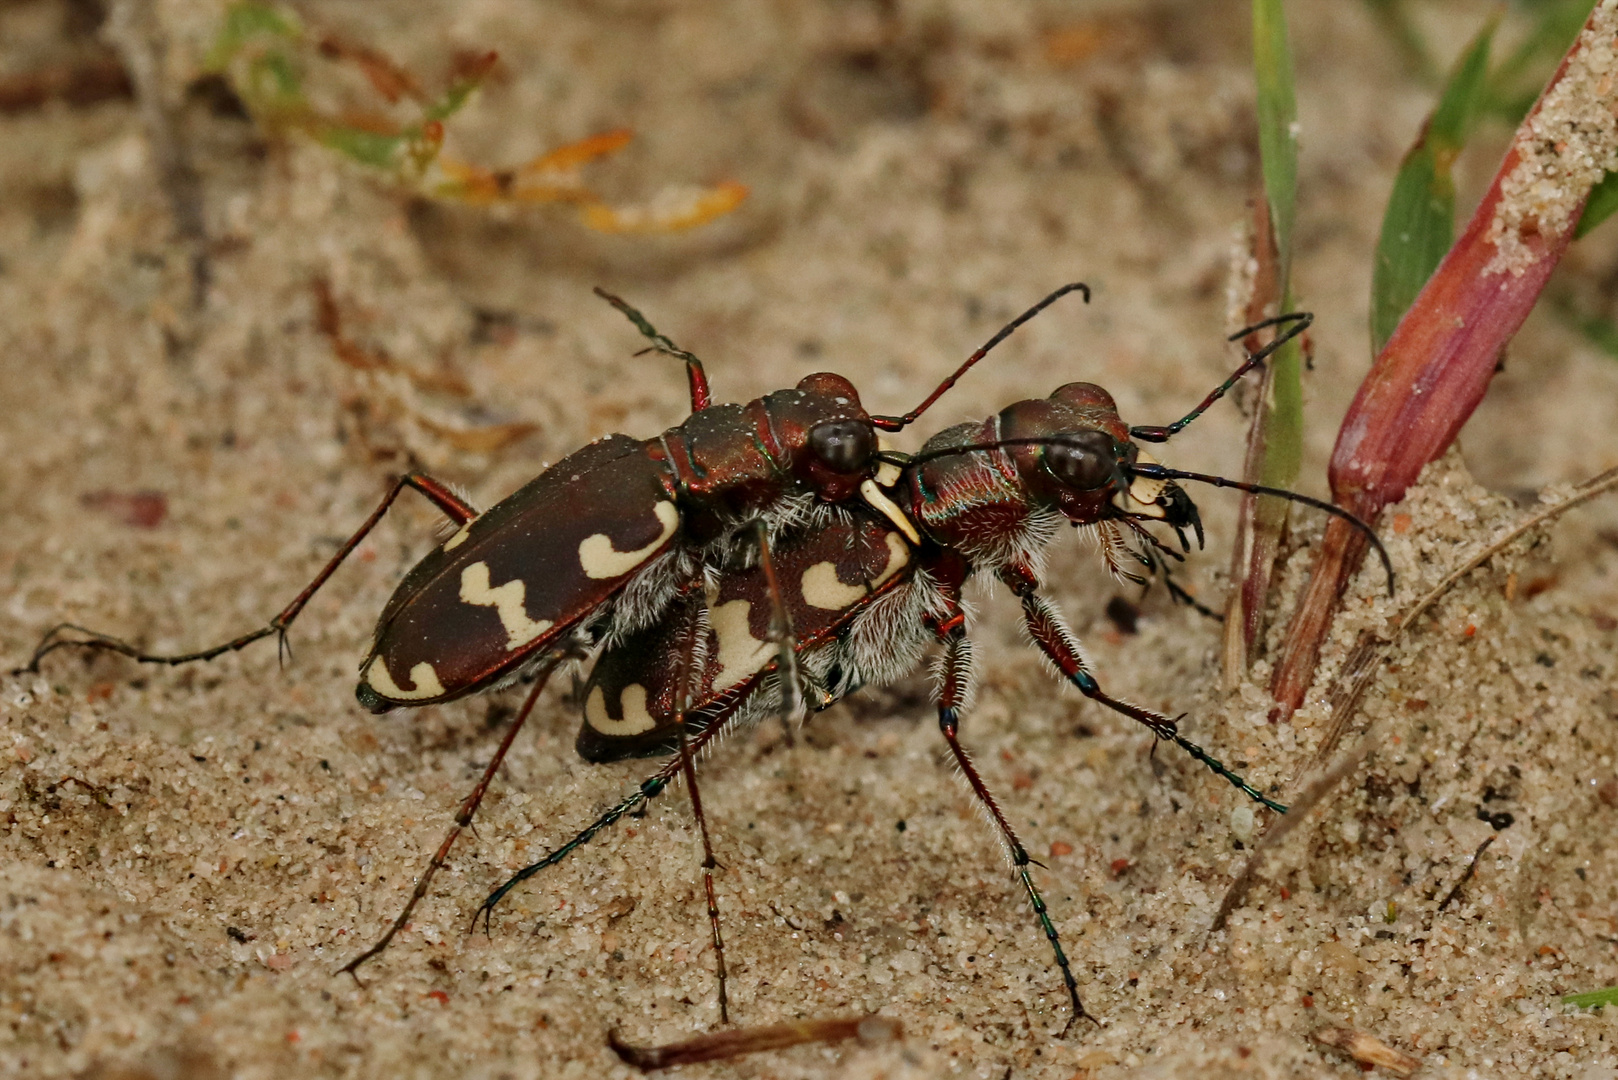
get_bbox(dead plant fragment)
[1312,1026,1422,1076]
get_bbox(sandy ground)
[4,1,1618,1077]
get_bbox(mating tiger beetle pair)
[25,284,1392,1034]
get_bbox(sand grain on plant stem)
[1488,1,1618,276]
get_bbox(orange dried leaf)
[522,128,635,174]
[580,180,749,234]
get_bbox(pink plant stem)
[1270,6,1618,719]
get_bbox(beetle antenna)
[1129,312,1311,443]
[1130,462,1394,596]
[871,282,1091,432]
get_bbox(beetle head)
[1001,383,1202,545]
[777,373,881,502]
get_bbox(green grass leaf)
[1225,0,1304,672]
[1252,0,1298,283]
[1487,0,1593,123]
[1371,16,1495,353]
[1249,0,1302,489]
[1575,170,1618,238]
[1563,986,1618,1010]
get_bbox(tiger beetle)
[23,284,1392,1033]
[22,283,1087,985]
[473,308,1393,1033]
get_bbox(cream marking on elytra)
[585,684,657,736]
[800,530,911,610]
[441,519,475,551]
[365,658,446,700]
[709,598,776,690]
[859,479,921,543]
[459,562,555,649]
[579,501,680,580]
[801,562,866,610]
[1117,448,1168,518]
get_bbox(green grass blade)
[1360,0,1436,82]
[1563,986,1618,1010]
[1371,16,1495,353]
[1488,0,1593,122]
[1575,170,1618,238]
[1224,0,1303,675]
[1253,0,1298,284]
[1250,0,1301,488]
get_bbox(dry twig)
[608,1015,902,1070]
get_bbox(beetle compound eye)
[1045,429,1116,490]
[809,419,877,474]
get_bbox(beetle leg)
[751,520,802,743]
[1001,567,1284,813]
[593,287,712,412]
[928,600,1089,1036]
[475,684,751,927]
[340,650,559,979]
[21,470,479,674]
[669,599,730,1023]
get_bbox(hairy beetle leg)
[929,598,1091,1036]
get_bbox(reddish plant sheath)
[1270,4,1618,719]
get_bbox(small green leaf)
[247,52,304,110]
[318,126,408,170]
[1563,986,1618,1010]
[205,1,301,72]
[1371,16,1495,354]
[1575,170,1618,239]
[1252,0,1298,284]
[423,74,483,124]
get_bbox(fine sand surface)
[4,2,1618,1077]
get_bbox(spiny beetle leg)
[929,604,1090,1035]
[474,684,747,941]
[339,654,558,980]
[1004,568,1283,813]
[1116,519,1223,622]
[22,471,477,675]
